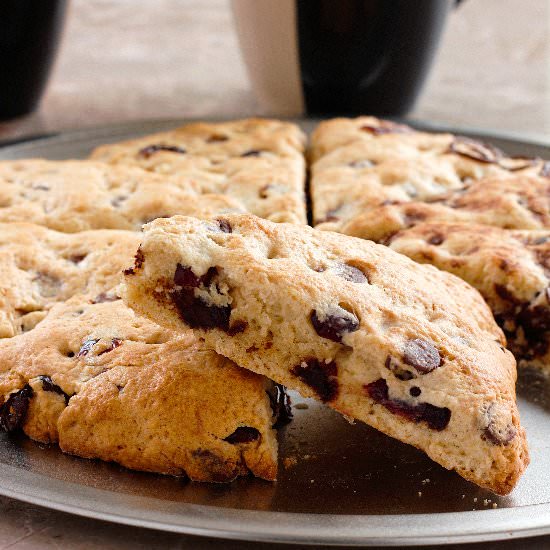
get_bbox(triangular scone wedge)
[123,214,529,495]
[0,297,288,482]
[388,223,550,377]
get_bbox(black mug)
[232,0,458,116]
[0,0,67,121]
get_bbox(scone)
[388,223,550,377]
[122,214,528,495]
[324,175,550,243]
[0,297,289,481]
[0,159,246,232]
[310,116,547,228]
[90,118,307,224]
[0,223,141,338]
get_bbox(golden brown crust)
[90,118,307,224]
[123,214,529,495]
[0,298,278,482]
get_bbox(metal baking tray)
[1,119,549,547]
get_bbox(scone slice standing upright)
[0,159,247,232]
[388,222,550,377]
[90,118,307,224]
[123,214,529,495]
[0,297,288,482]
[0,222,141,339]
[310,116,547,231]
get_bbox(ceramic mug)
[0,0,67,120]
[232,0,458,116]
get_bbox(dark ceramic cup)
[0,0,67,121]
[232,0,460,116]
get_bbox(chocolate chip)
[481,403,517,446]
[310,307,359,343]
[98,338,122,355]
[403,339,441,374]
[216,219,232,233]
[258,184,270,199]
[138,144,186,158]
[410,386,422,397]
[385,356,415,381]
[224,426,260,444]
[291,358,338,402]
[174,264,201,287]
[68,253,87,264]
[38,375,70,405]
[78,338,99,357]
[0,385,33,433]
[207,134,229,143]
[333,262,369,283]
[111,195,128,208]
[365,378,451,431]
[171,265,231,331]
[267,384,293,428]
[448,137,503,164]
[91,292,120,304]
[494,284,521,305]
[227,320,247,336]
[123,248,144,276]
[427,233,444,246]
[240,150,262,157]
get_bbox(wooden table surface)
[1,0,549,548]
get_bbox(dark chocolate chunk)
[291,358,338,402]
[0,385,33,433]
[216,219,232,233]
[267,384,293,428]
[171,265,231,331]
[68,253,87,264]
[481,404,517,446]
[97,338,123,355]
[123,248,144,276]
[38,375,70,405]
[91,292,120,304]
[310,308,359,343]
[224,426,261,444]
[365,378,451,431]
[227,320,247,336]
[427,233,444,246]
[138,144,186,158]
[333,262,369,284]
[385,356,415,381]
[207,134,229,143]
[78,338,99,357]
[403,339,441,374]
[410,386,422,397]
